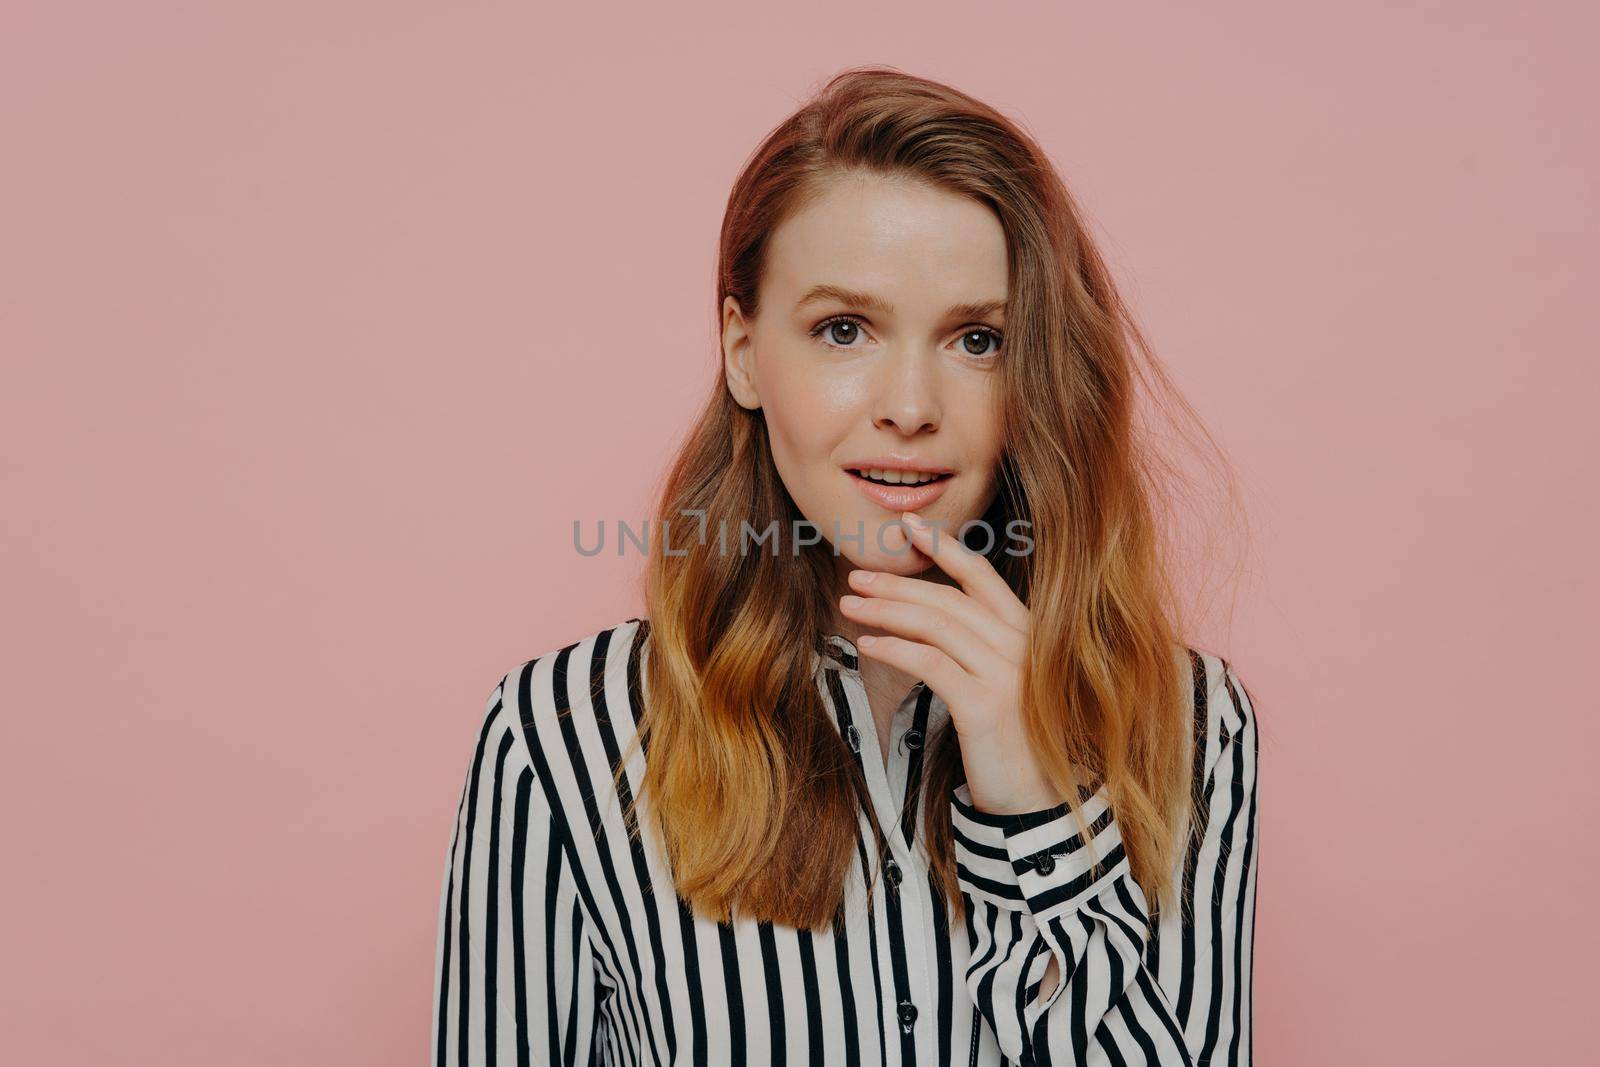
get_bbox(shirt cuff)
[949,779,1130,922]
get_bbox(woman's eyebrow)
[946,299,1006,321]
[794,285,1005,321]
[795,284,895,315]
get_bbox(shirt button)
[898,999,918,1032]
[885,859,902,888]
[901,728,923,751]
[845,724,860,753]
[1034,853,1057,875]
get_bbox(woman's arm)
[953,660,1260,1065]
[431,670,608,1066]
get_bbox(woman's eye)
[959,328,1003,358]
[811,317,867,348]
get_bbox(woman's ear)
[721,295,761,410]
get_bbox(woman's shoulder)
[483,614,652,766]
[1179,643,1261,789]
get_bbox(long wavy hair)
[605,66,1245,931]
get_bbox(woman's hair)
[607,65,1246,930]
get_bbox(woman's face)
[721,170,1008,579]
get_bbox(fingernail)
[851,569,876,585]
[840,595,863,608]
[902,511,926,528]
[858,635,877,647]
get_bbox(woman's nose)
[871,348,942,435]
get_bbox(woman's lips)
[847,470,952,512]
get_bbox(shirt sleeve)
[951,661,1260,1065]
[431,669,608,1066]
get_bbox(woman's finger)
[899,511,1031,632]
[838,593,1008,678]
[845,568,1027,664]
[852,633,987,713]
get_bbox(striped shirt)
[432,617,1260,1065]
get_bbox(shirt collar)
[815,632,940,703]
[811,632,949,741]
[815,632,861,674]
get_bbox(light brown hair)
[609,65,1243,930]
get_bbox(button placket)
[840,669,934,1063]
[819,636,938,1067]
[834,669,903,841]
[900,683,944,1065]
[885,682,929,833]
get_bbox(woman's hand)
[839,510,1073,816]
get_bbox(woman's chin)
[839,543,935,576]
[825,512,967,575]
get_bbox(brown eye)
[960,328,1002,357]
[809,315,868,349]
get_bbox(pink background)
[4,3,1596,1063]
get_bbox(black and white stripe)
[432,617,1260,1065]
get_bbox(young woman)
[432,67,1260,1066]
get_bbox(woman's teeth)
[853,468,949,485]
